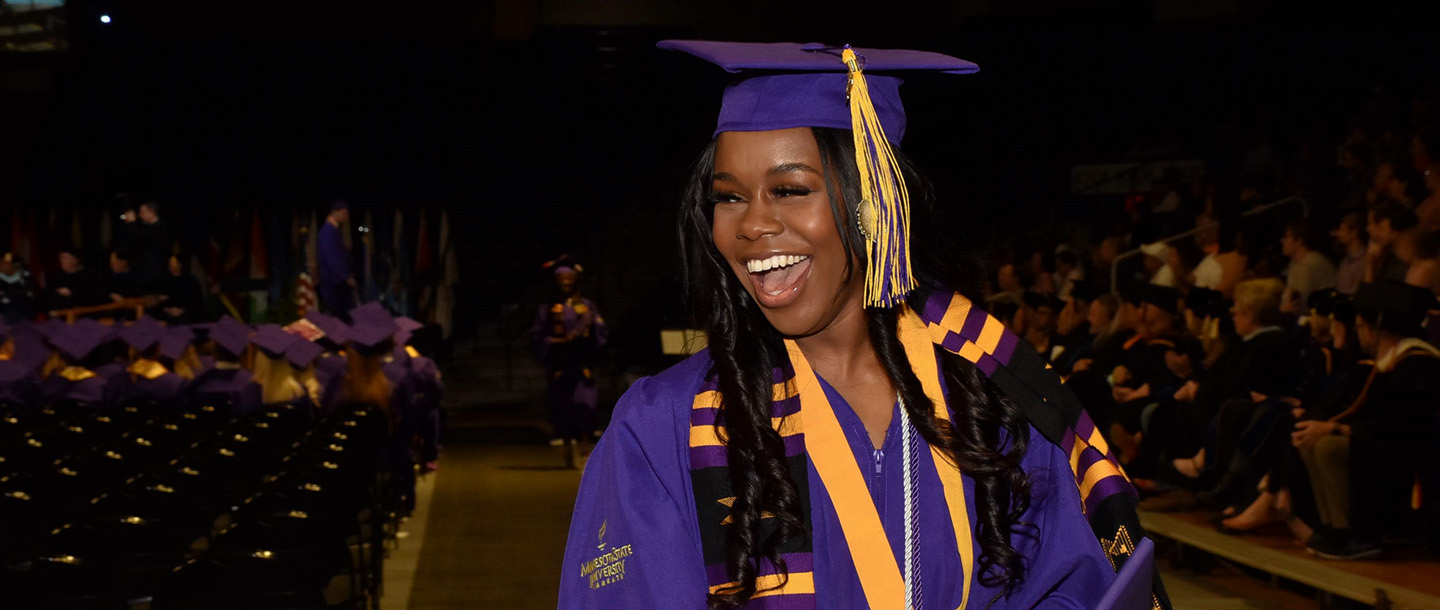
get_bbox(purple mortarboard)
[656,40,977,143]
[658,40,977,308]
[347,304,400,349]
[43,319,116,361]
[284,339,324,368]
[304,311,350,346]
[159,326,195,361]
[118,317,166,352]
[250,324,298,357]
[393,316,423,346]
[210,316,253,357]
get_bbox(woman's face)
[1087,300,1113,331]
[710,128,861,337]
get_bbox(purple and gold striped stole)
[688,289,1165,610]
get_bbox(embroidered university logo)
[580,519,633,590]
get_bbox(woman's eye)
[772,186,813,198]
[709,192,743,204]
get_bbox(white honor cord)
[900,394,920,610]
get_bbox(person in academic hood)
[559,41,1166,610]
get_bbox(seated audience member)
[1052,248,1084,299]
[1396,227,1440,294]
[1021,291,1061,355]
[1076,284,1143,376]
[158,255,206,323]
[0,253,38,324]
[1365,199,1417,283]
[1143,279,1300,511]
[1182,287,1229,368]
[46,246,109,315]
[107,249,146,302]
[1330,212,1368,295]
[1280,220,1337,314]
[1049,283,1097,373]
[1296,281,1440,560]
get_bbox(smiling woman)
[559,41,1167,610]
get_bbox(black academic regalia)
[45,268,109,312]
[0,274,38,324]
[157,273,205,323]
[1348,350,1440,542]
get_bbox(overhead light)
[100,15,112,24]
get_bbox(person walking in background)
[317,200,357,318]
[531,256,607,468]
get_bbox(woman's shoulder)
[609,350,713,432]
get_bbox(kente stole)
[689,290,1163,609]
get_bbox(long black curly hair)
[679,127,1033,609]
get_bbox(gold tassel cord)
[842,47,914,308]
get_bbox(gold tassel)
[843,46,914,308]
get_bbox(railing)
[53,298,149,323]
[1109,196,1309,293]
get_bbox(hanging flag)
[296,271,317,318]
[389,207,410,316]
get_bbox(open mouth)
[745,254,812,306]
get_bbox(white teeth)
[746,255,809,274]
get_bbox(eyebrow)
[711,162,821,183]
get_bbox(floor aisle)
[404,420,584,610]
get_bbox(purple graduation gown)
[559,352,1115,610]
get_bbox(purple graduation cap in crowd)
[43,318,116,363]
[250,324,298,358]
[304,311,350,349]
[118,316,167,353]
[209,316,252,358]
[159,326,196,361]
[657,40,979,307]
[284,339,324,369]
[347,303,400,351]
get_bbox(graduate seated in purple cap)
[559,41,1165,610]
[188,316,262,416]
[298,312,352,414]
[114,316,189,411]
[248,324,311,407]
[37,319,127,407]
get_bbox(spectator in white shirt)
[1281,220,1337,313]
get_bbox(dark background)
[4,0,1440,374]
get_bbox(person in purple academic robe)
[560,41,1165,610]
[531,257,608,466]
[189,316,261,417]
[317,200,357,318]
[303,311,353,415]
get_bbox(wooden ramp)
[1140,510,1440,610]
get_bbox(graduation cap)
[1354,280,1437,336]
[304,312,350,347]
[660,40,978,308]
[118,317,166,353]
[250,324,298,358]
[284,339,324,368]
[393,316,424,346]
[346,304,400,351]
[209,316,253,357]
[42,319,116,362]
[158,326,195,361]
